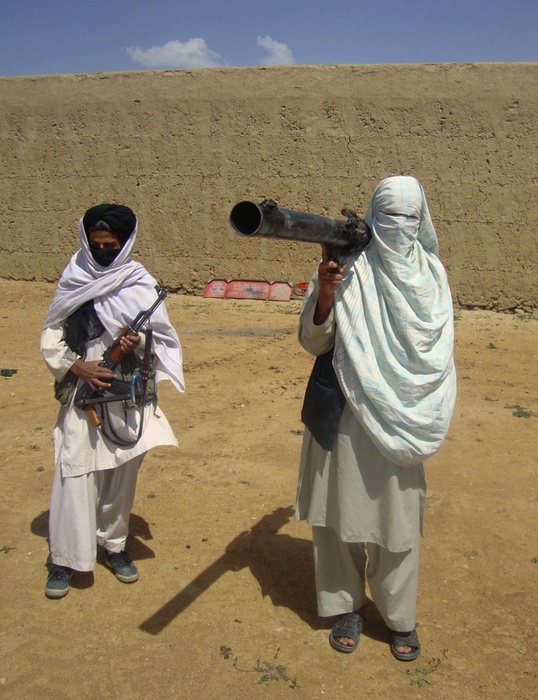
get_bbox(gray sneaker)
[104,550,139,583]
[45,565,72,598]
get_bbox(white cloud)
[256,35,296,65]
[127,38,223,69]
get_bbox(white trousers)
[49,456,143,571]
[312,525,419,632]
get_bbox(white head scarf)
[44,209,184,392]
[334,176,456,466]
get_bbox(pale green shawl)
[334,176,456,466]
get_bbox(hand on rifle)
[70,359,116,391]
[116,326,141,354]
[71,326,141,391]
[313,245,347,326]
[318,244,346,292]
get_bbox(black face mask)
[90,247,120,267]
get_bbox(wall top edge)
[1,61,537,81]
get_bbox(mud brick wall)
[1,63,537,309]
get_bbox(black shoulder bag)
[301,347,346,451]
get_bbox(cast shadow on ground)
[30,510,156,592]
[139,505,388,644]
[139,505,318,634]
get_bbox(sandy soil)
[0,279,536,700]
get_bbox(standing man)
[296,176,456,660]
[41,203,184,598]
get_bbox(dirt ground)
[0,279,536,700]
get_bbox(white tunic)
[41,324,178,478]
[295,284,426,554]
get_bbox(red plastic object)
[224,280,271,299]
[203,280,293,301]
[268,282,293,301]
[203,280,229,298]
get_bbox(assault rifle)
[74,285,168,428]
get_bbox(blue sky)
[1,0,536,76]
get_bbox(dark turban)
[82,203,137,245]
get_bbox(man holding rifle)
[40,204,184,598]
